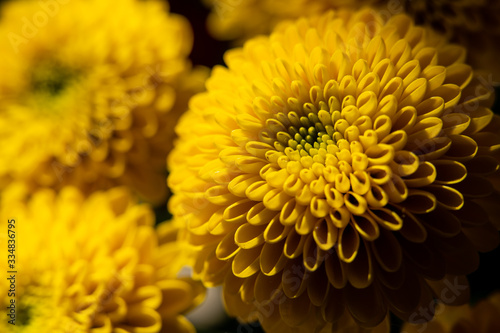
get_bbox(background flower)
[0,0,207,204]
[204,0,500,82]
[0,185,204,333]
[401,292,500,333]
[168,8,500,332]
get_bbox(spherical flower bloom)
[0,0,206,204]
[205,0,500,81]
[168,8,500,332]
[204,0,372,41]
[0,185,204,333]
[402,292,500,333]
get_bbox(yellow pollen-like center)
[275,110,342,157]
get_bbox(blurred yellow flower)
[0,185,204,333]
[204,0,375,41]
[0,0,206,204]
[205,0,500,80]
[168,8,500,333]
[402,292,500,333]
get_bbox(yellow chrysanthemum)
[0,185,204,333]
[205,0,500,80]
[204,0,373,41]
[402,292,500,333]
[169,8,500,333]
[0,0,206,204]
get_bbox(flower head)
[205,0,500,80]
[204,0,371,41]
[169,8,500,332]
[402,292,500,333]
[0,185,204,333]
[0,0,206,203]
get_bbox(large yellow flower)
[0,185,204,333]
[168,8,500,333]
[205,0,500,81]
[402,292,500,333]
[0,0,206,204]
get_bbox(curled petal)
[246,181,273,201]
[365,184,389,208]
[407,117,443,148]
[382,175,408,203]
[296,206,318,235]
[346,240,373,289]
[390,150,419,177]
[235,223,266,249]
[425,185,464,210]
[365,144,395,166]
[284,229,306,259]
[224,199,257,223]
[351,213,380,241]
[368,208,403,231]
[260,241,288,276]
[264,214,292,243]
[280,199,307,226]
[228,174,263,197]
[247,202,279,226]
[444,134,478,162]
[216,229,240,260]
[303,234,324,272]
[313,218,338,251]
[404,161,436,188]
[412,136,451,161]
[400,189,436,214]
[324,183,345,209]
[338,223,360,263]
[432,160,467,185]
[232,247,261,278]
[441,113,470,136]
[380,130,408,151]
[328,207,351,229]
[415,96,444,120]
[366,165,393,185]
[345,192,368,215]
[263,188,293,210]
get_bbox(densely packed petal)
[0,185,204,333]
[205,0,500,80]
[0,0,206,203]
[169,8,500,332]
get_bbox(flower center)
[17,302,32,326]
[275,110,341,157]
[31,62,77,97]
